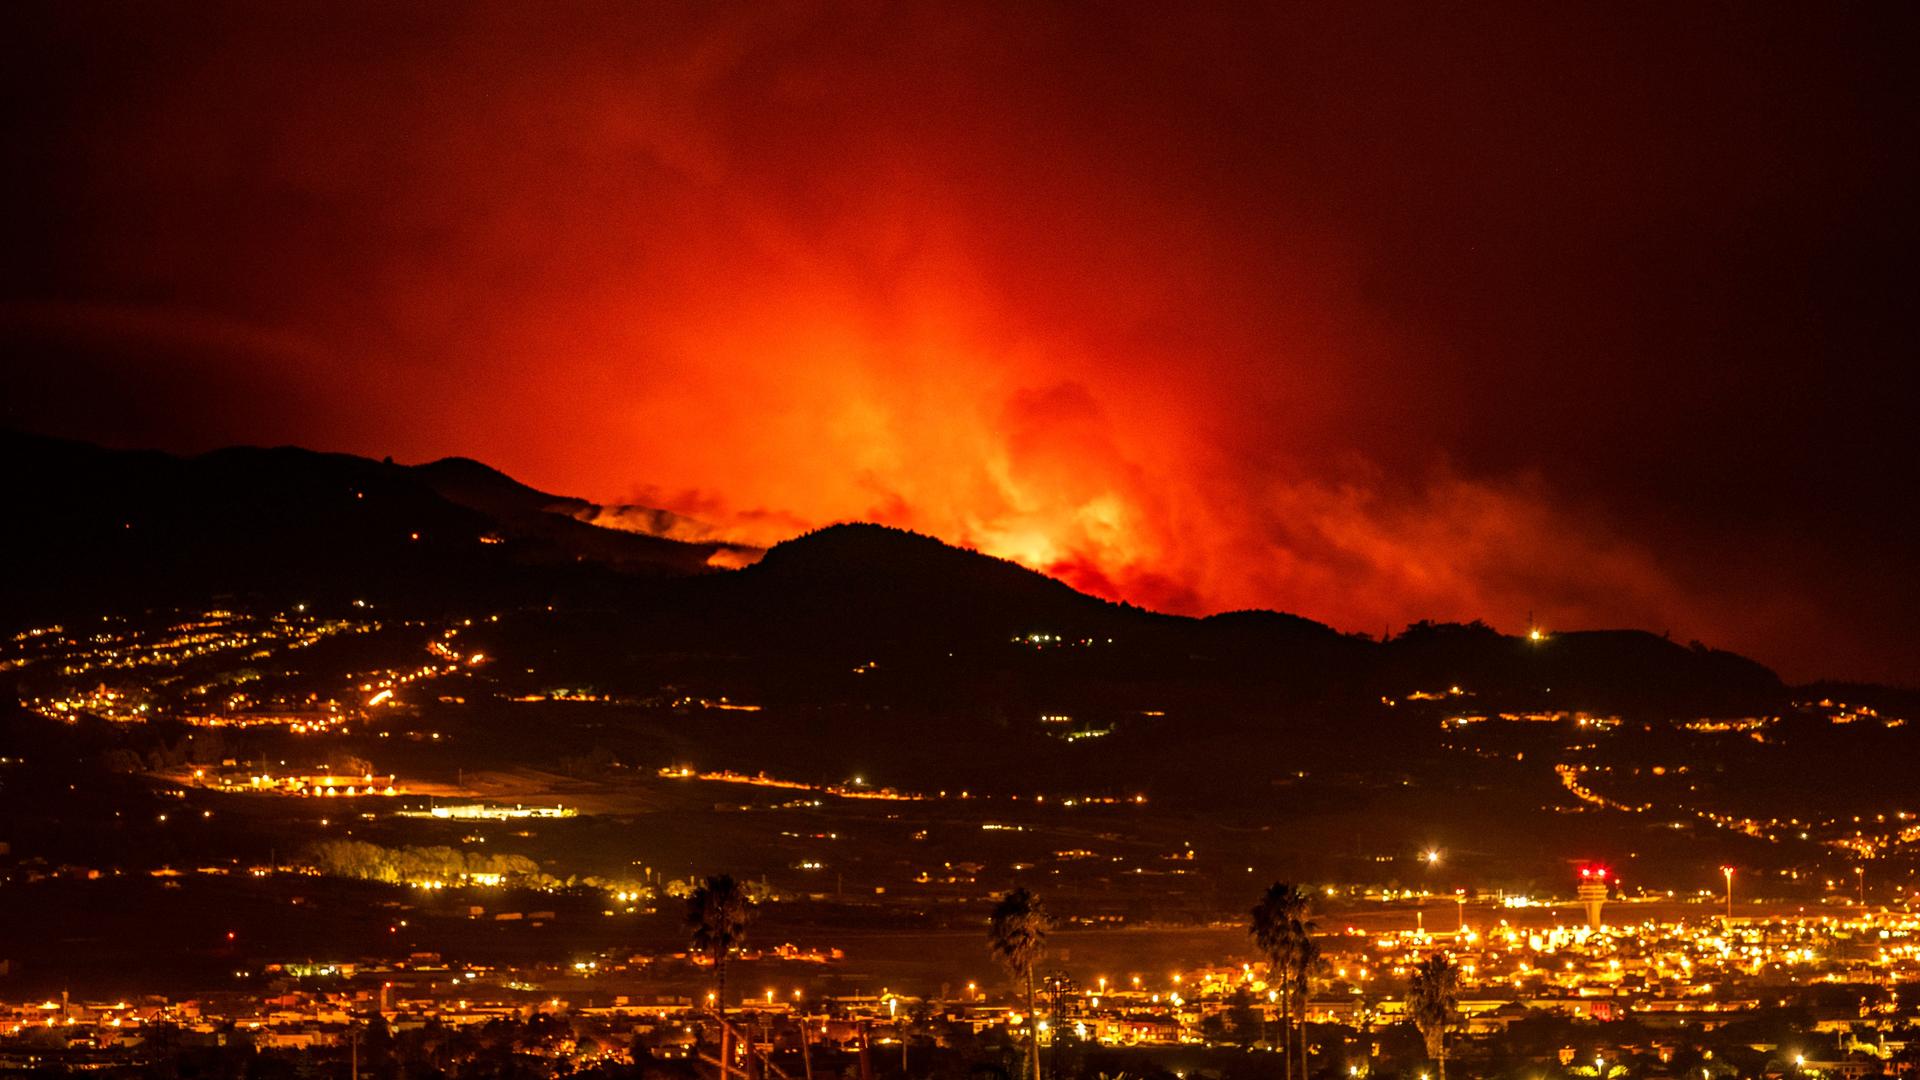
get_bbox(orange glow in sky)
[4,4,1912,681]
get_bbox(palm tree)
[1250,883,1310,1080]
[687,874,751,1078]
[1405,953,1461,1080]
[1290,933,1321,1080]
[988,887,1051,1080]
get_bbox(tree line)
[679,871,1463,1080]
[986,880,1462,1080]
[306,839,551,889]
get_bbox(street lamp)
[1856,865,1866,907]
[1720,866,1734,921]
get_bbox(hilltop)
[2,432,1795,720]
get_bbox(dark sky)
[3,2,1915,683]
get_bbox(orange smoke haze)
[3,3,1913,681]
[595,240,1698,645]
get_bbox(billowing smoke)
[2,3,1910,680]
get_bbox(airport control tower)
[1577,866,1610,928]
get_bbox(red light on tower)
[1576,866,1609,927]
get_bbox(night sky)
[3,3,1914,683]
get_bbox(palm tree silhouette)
[1406,953,1462,1080]
[988,887,1051,1080]
[687,874,751,1078]
[1250,882,1310,1080]
[1289,932,1322,1080]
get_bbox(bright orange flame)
[10,5,1839,673]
